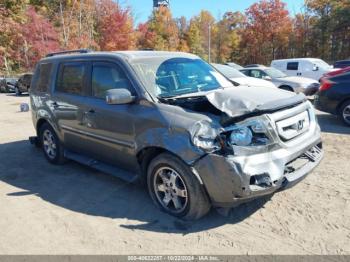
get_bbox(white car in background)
[225,62,243,70]
[240,66,320,96]
[271,58,337,81]
[212,63,276,89]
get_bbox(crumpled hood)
[206,86,306,118]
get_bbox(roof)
[272,58,322,62]
[40,50,199,63]
[240,66,269,70]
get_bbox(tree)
[0,7,22,74]
[186,10,216,61]
[289,12,314,58]
[141,6,179,51]
[20,6,60,70]
[176,16,190,52]
[240,0,292,64]
[96,0,135,51]
[187,18,204,57]
[305,0,350,62]
[215,11,244,63]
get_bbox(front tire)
[147,153,210,220]
[340,100,350,126]
[39,123,65,164]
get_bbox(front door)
[77,61,139,171]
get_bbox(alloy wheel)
[343,105,350,125]
[153,167,188,214]
[42,129,57,159]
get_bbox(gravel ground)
[0,93,349,255]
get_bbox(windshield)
[212,64,246,78]
[265,68,287,78]
[311,59,331,69]
[130,57,234,98]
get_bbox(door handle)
[87,109,95,114]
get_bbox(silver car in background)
[212,63,276,89]
[240,66,320,96]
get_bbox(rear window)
[335,61,350,68]
[333,72,350,81]
[56,63,86,95]
[36,64,52,92]
[287,62,299,70]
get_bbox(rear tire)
[147,153,211,220]
[39,123,65,164]
[340,100,350,126]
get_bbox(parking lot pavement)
[0,93,349,254]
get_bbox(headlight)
[228,120,270,147]
[230,126,253,146]
[190,120,221,152]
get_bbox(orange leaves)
[96,0,136,51]
[241,0,293,64]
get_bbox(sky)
[121,0,306,25]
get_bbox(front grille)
[275,110,310,141]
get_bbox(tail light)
[319,79,334,91]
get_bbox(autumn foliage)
[0,0,349,75]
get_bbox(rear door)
[51,61,90,153]
[301,61,315,79]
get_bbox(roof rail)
[46,49,92,57]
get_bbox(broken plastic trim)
[190,120,222,153]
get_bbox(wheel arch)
[336,98,350,114]
[278,85,294,92]
[35,117,63,142]
[136,146,207,190]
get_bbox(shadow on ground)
[316,112,350,135]
[0,140,271,234]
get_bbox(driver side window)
[92,63,133,99]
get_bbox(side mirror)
[313,65,319,71]
[263,75,272,81]
[106,88,135,105]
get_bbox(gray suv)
[30,50,323,220]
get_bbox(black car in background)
[15,73,33,95]
[314,72,350,126]
[334,60,350,69]
[0,77,17,93]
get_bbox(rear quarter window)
[32,63,53,93]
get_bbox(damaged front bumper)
[193,134,323,208]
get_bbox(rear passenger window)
[37,63,53,92]
[287,62,299,70]
[57,63,86,95]
[92,64,132,99]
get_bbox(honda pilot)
[30,50,323,220]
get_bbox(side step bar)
[64,150,139,183]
